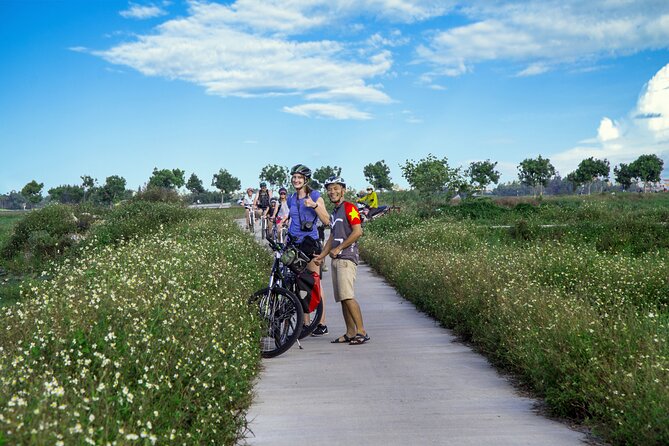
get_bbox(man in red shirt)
[314,176,369,345]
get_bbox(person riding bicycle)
[287,164,330,336]
[357,186,378,208]
[357,186,388,219]
[314,175,369,345]
[253,181,272,228]
[271,187,290,227]
[241,187,255,230]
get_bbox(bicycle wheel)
[261,216,268,239]
[249,212,255,233]
[249,287,304,358]
[299,298,323,339]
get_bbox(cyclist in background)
[357,186,378,208]
[287,164,330,336]
[272,187,290,228]
[241,187,255,230]
[253,182,272,228]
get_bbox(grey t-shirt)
[330,201,362,264]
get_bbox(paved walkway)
[243,244,589,445]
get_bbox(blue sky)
[2,0,669,194]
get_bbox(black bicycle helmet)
[324,175,346,189]
[260,181,267,187]
[290,164,312,179]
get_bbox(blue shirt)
[287,190,320,243]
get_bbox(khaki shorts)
[331,258,357,302]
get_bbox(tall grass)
[0,213,269,445]
[361,214,668,445]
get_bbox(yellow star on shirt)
[348,207,360,221]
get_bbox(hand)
[329,246,342,259]
[304,196,317,209]
[312,255,323,266]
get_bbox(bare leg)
[342,299,365,336]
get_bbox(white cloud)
[96,1,401,119]
[551,63,669,175]
[420,1,669,76]
[597,117,620,142]
[120,3,167,20]
[516,62,550,77]
[282,103,372,120]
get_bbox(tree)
[565,170,588,194]
[212,169,241,203]
[147,168,185,190]
[400,154,462,197]
[363,160,393,191]
[186,173,205,194]
[630,154,664,192]
[517,155,555,196]
[21,180,44,208]
[312,166,342,190]
[100,175,127,205]
[91,175,129,205]
[613,163,634,191]
[0,191,27,210]
[466,160,500,193]
[259,164,289,191]
[48,185,85,204]
[81,175,96,202]
[573,157,610,194]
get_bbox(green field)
[360,194,669,446]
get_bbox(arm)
[304,194,330,226]
[329,224,362,258]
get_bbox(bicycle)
[272,217,288,244]
[259,211,270,240]
[249,235,324,357]
[244,205,255,233]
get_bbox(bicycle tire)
[249,286,304,358]
[249,211,255,233]
[299,298,323,339]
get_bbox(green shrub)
[133,187,183,204]
[508,219,535,241]
[82,201,196,249]
[361,220,669,446]
[1,205,81,261]
[0,213,269,445]
[446,198,508,220]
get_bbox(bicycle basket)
[280,247,309,273]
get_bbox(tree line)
[1,154,665,210]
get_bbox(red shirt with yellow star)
[330,201,361,264]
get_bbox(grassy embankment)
[0,203,269,445]
[361,194,668,446]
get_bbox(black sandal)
[331,334,352,344]
[349,333,370,345]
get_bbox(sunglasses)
[280,192,286,195]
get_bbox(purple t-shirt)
[287,190,320,243]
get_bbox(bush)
[360,220,669,446]
[1,205,81,262]
[0,213,270,444]
[82,201,196,249]
[133,187,183,204]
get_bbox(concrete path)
[243,248,589,446]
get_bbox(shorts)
[297,236,322,259]
[331,258,357,302]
